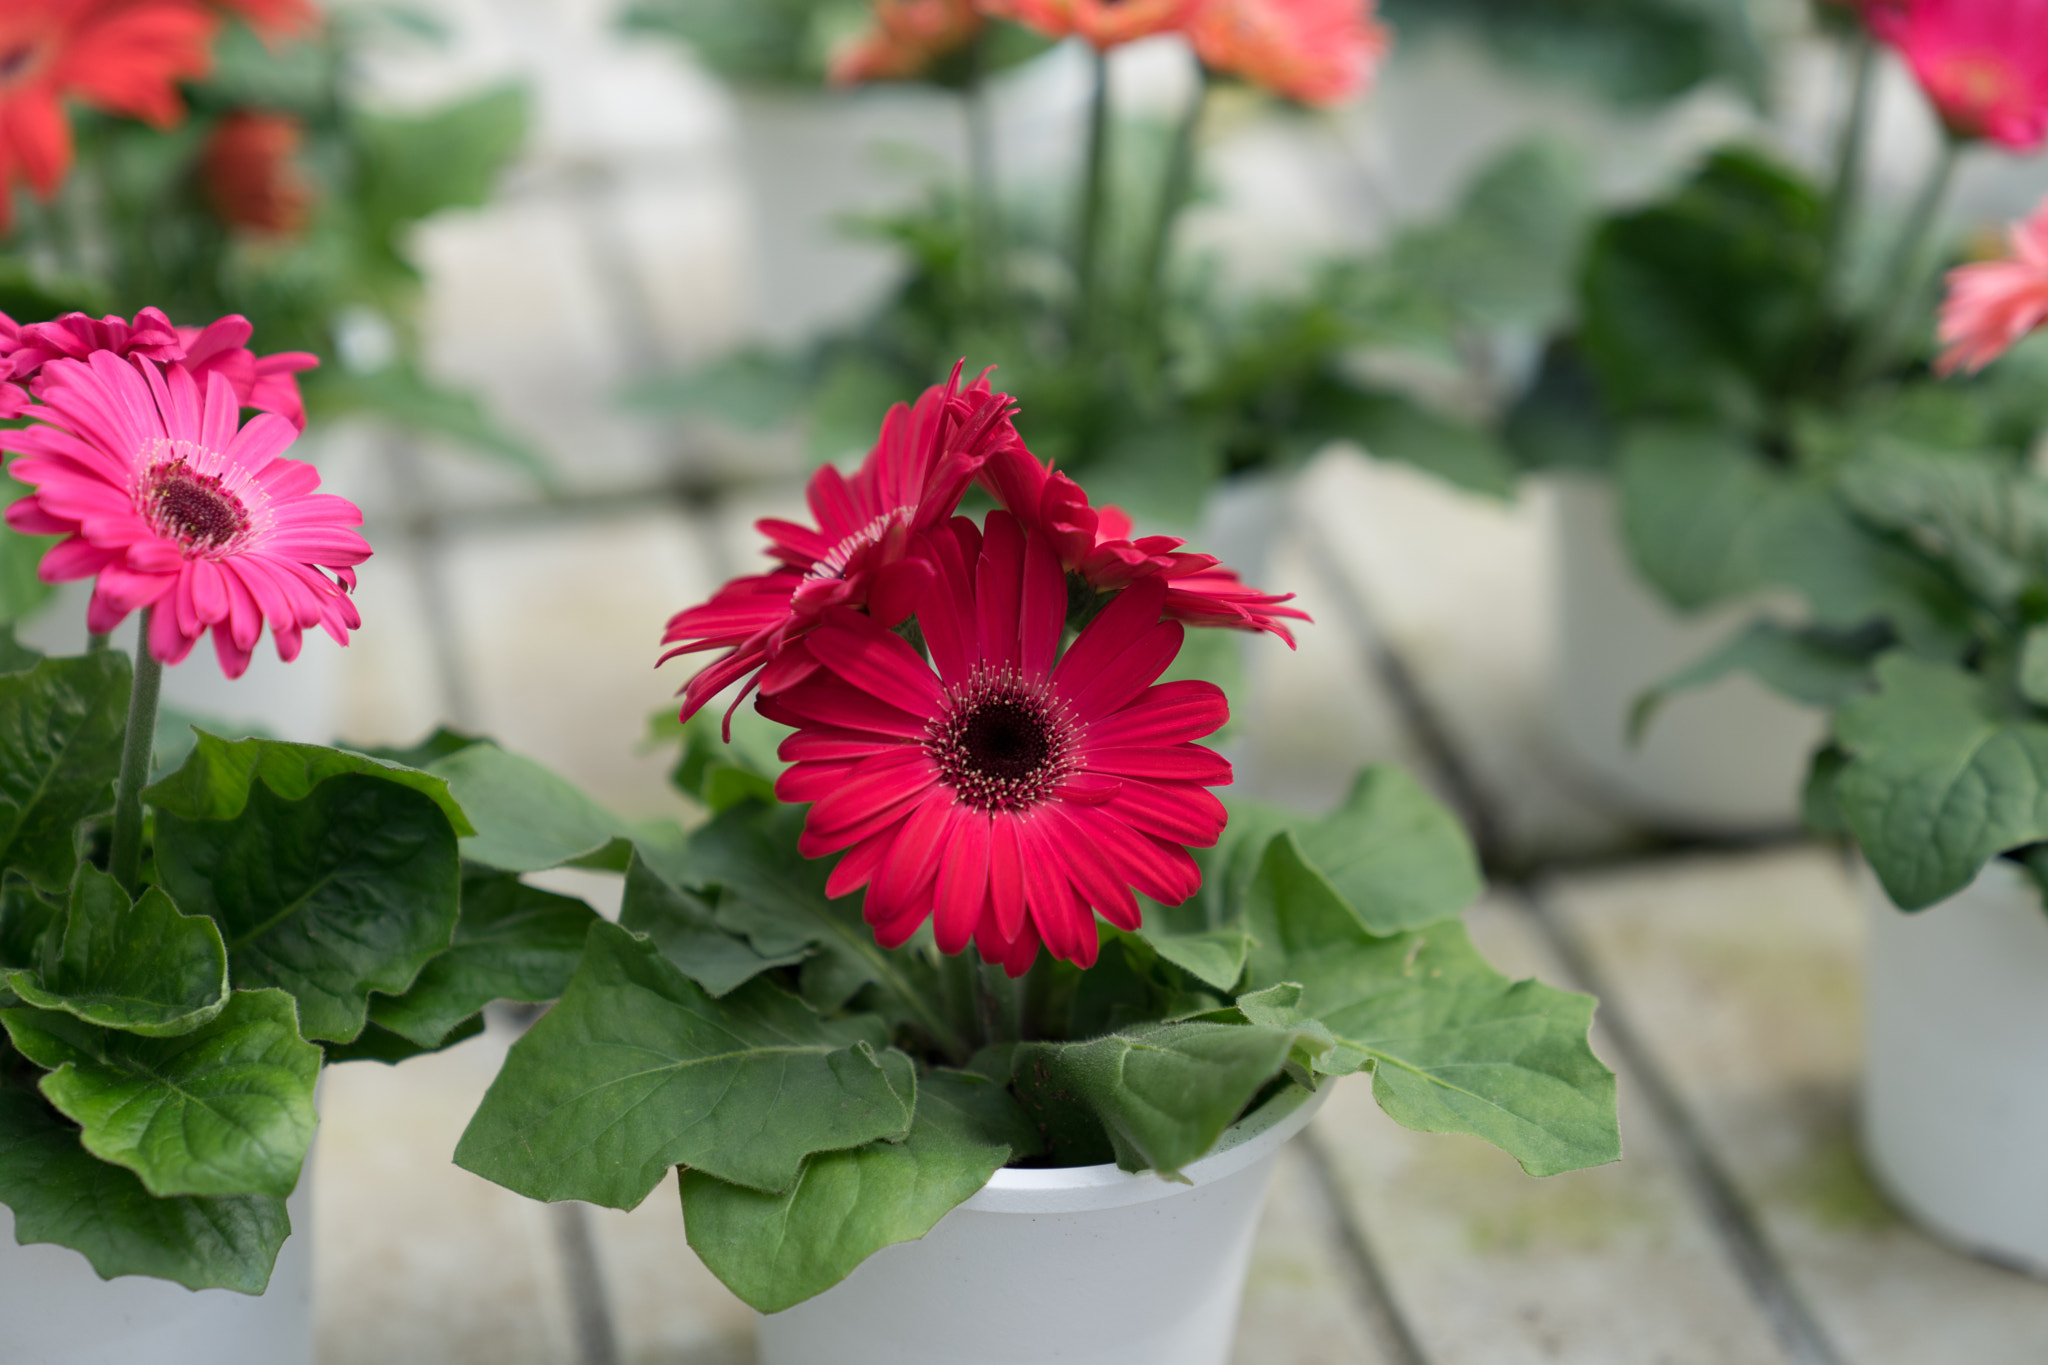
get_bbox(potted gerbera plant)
[452,364,1623,1364]
[1513,0,2048,834]
[0,308,670,1363]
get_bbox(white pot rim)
[963,1081,1327,1215]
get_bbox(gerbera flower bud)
[202,110,313,238]
[764,511,1231,973]
[1,352,368,675]
[1185,0,1390,106]
[1935,193,2048,374]
[0,0,218,234]
[1871,0,2048,151]
[829,0,984,86]
[975,0,1196,50]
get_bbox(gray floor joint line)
[549,1200,622,1365]
[1519,884,1849,1365]
[1298,1125,1434,1365]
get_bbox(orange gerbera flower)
[975,0,1195,50]
[1186,0,1389,105]
[0,0,218,234]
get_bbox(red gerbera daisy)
[3,307,319,429]
[762,511,1232,973]
[0,0,218,234]
[1871,0,2048,151]
[1186,0,1390,106]
[2,351,367,675]
[660,363,1024,730]
[979,442,1309,645]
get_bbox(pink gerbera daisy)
[1936,194,2048,374]
[660,363,1024,730]
[1872,0,2048,151]
[979,442,1309,645]
[762,511,1232,973]
[2,352,368,675]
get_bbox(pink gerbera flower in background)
[1935,194,2048,374]
[660,362,1024,728]
[1871,0,2048,150]
[979,441,1309,644]
[764,511,1231,973]
[829,0,983,86]
[2,307,319,429]
[1185,0,1390,106]
[2,352,367,675]
[975,0,1196,49]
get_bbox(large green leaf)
[455,921,915,1208]
[1014,1021,1314,1177]
[0,652,130,892]
[426,743,634,873]
[354,85,528,232]
[3,989,319,1198]
[680,1070,1036,1313]
[0,1089,291,1293]
[1245,834,1618,1176]
[0,877,61,989]
[1833,653,2048,910]
[1617,425,1777,610]
[4,866,228,1037]
[143,731,474,835]
[1840,449,2048,616]
[618,849,808,997]
[1630,618,1878,743]
[369,872,598,1048]
[155,774,462,1042]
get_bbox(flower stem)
[1072,47,1113,354]
[1817,30,1876,313]
[108,615,163,897]
[1134,66,1208,343]
[87,632,110,653]
[1847,135,1963,386]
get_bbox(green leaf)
[455,921,915,1208]
[1344,391,1518,500]
[3,988,319,1198]
[4,867,228,1037]
[1833,652,2048,910]
[620,349,808,429]
[143,731,475,835]
[324,1014,485,1066]
[2022,626,2048,710]
[425,742,634,873]
[681,1070,1034,1313]
[1134,925,1250,994]
[1013,1021,1313,1178]
[1840,449,2048,617]
[0,1089,290,1293]
[1617,425,1776,610]
[619,849,807,997]
[1630,619,1877,744]
[0,652,130,893]
[369,872,599,1048]
[0,472,56,627]
[155,774,462,1042]
[354,85,529,230]
[0,877,63,981]
[1245,833,1619,1176]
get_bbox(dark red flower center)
[144,457,251,554]
[927,669,1075,812]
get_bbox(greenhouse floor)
[301,453,2048,1365]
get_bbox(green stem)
[1848,136,1964,386]
[1135,67,1208,341]
[1817,31,1876,315]
[108,615,163,897]
[86,632,110,654]
[1072,48,1113,354]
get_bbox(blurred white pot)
[756,1083,1328,1365]
[1549,475,1824,836]
[1861,858,2048,1277]
[0,1157,315,1365]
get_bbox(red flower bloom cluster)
[1868,0,2048,151]
[1,307,319,428]
[0,0,219,234]
[202,109,313,237]
[661,363,1304,971]
[830,0,984,86]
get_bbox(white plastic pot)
[0,1161,315,1365]
[1549,475,1826,836]
[757,1083,1328,1365]
[1861,857,2048,1276]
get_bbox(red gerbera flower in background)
[764,511,1230,973]
[830,0,983,85]
[1936,194,2048,374]
[1185,0,1389,106]
[0,0,218,234]
[2,351,367,674]
[1871,0,2048,150]
[202,109,312,237]
[979,442,1309,644]
[660,363,1025,729]
[3,307,319,429]
[975,0,1196,49]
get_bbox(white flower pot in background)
[1861,858,2048,1277]
[757,1084,1328,1365]
[0,1163,315,1365]
[1549,475,1825,836]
